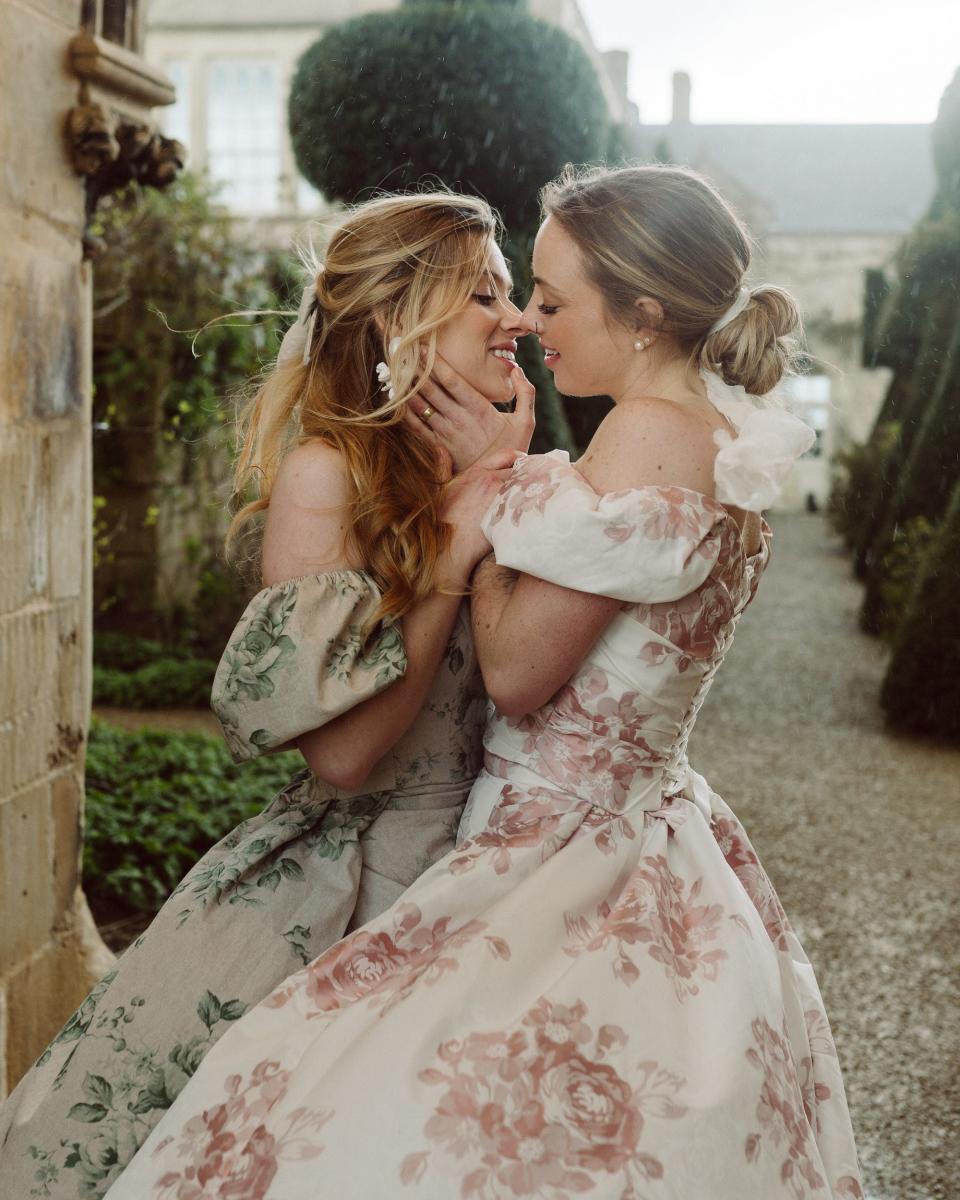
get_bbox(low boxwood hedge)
[83,720,302,920]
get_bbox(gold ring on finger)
[420,404,435,424]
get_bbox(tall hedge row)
[838,66,960,740]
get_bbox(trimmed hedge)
[881,480,960,740]
[93,659,217,709]
[83,721,302,919]
[93,631,218,708]
[289,0,610,232]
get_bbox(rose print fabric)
[0,572,487,1198]
[103,457,862,1200]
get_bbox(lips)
[542,345,560,369]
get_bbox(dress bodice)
[478,451,772,818]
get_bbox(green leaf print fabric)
[0,573,486,1199]
[212,570,407,762]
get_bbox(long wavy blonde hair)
[229,191,500,619]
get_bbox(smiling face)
[522,216,638,398]
[434,240,527,403]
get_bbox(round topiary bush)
[289,0,610,232]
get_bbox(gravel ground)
[690,513,959,1200]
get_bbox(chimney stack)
[672,71,691,124]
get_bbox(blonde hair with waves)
[540,164,801,395]
[228,191,499,620]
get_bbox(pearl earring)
[634,336,652,351]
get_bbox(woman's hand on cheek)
[402,355,536,474]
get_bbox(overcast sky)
[580,0,959,125]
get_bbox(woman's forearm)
[296,586,465,790]
[471,554,622,718]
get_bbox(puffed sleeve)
[480,450,727,604]
[210,570,406,762]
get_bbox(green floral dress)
[0,571,487,1199]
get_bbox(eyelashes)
[473,292,518,308]
[538,304,559,315]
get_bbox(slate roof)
[632,122,935,235]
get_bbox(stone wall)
[752,233,899,509]
[0,0,114,1097]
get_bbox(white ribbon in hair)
[708,285,751,336]
[277,280,320,367]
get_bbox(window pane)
[80,0,98,33]
[781,374,832,459]
[297,174,323,214]
[161,61,191,149]
[206,60,281,213]
[101,0,128,46]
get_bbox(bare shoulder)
[261,440,362,585]
[271,439,350,509]
[577,396,718,497]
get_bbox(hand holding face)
[403,354,536,475]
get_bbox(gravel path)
[691,513,959,1200]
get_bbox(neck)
[611,352,707,409]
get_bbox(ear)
[633,296,664,333]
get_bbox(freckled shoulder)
[577,397,719,497]
[262,440,361,585]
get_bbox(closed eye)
[538,304,559,315]
[473,293,496,307]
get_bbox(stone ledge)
[69,32,175,110]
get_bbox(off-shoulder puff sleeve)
[480,450,727,604]
[211,570,406,762]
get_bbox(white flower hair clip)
[375,337,402,400]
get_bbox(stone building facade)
[0,0,177,1095]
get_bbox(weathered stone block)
[2,904,113,1091]
[0,428,42,612]
[0,5,86,232]
[56,600,90,740]
[48,428,88,601]
[0,783,54,971]
[0,248,86,422]
[52,771,83,925]
[0,604,59,722]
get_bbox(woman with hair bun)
[104,167,863,1199]
[0,190,535,1197]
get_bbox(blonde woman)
[106,167,862,1199]
[0,192,534,1197]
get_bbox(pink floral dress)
[102,444,863,1200]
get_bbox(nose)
[501,296,538,337]
[519,296,541,334]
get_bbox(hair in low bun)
[699,285,802,395]
[540,164,803,396]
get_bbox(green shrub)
[93,631,169,672]
[289,0,610,232]
[826,422,899,549]
[881,479,960,740]
[93,658,217,708]
[83,721,302,919]
[867,515,937,640]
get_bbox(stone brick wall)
[751,233,898,509]
[0,0,114,1097]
